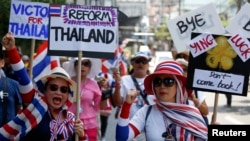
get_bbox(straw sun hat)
[63,57,102,79]
[35,67,77,109]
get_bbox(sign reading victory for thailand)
[167,3,225,53]
[9,0,49,40]
[186,33,250,96]
[226,3,250,38]
[48,4,118,58]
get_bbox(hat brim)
[171,50,189,60]
[37,74,76,96]
[131,56,151,62]
[64,57,102,79]
[144,70,189,95]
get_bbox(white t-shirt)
[120,75,156,119]
[130,105,171,141]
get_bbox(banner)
[48,4,119,58]
[9,0,49,40]
[167,3,225,53]
[226,3,250,38]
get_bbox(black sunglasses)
[75,60,91,67]
[48,84,69,94]
[153,77,175,87]
[134,59,148,64]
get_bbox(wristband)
[79,135,87,141]
[115,83,121,88]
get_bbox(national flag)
[101,39,129,75]
[32,41,60,82]
[50,4,61,17]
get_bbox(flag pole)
[29,39,35,78]
[74,0,80,140]
[75,50,82,141]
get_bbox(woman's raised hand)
[2,32,15,50]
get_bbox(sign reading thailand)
[48,4,118,58]
[167,3,225,53]
[9,0,49,40]
[186,33,250,96]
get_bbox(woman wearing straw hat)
[116,60,208,141]
[0,32,87,140]
[64,56,102,141]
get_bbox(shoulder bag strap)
[144,105,152,133]
[131,75,149,105]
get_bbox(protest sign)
[186,33,250,96]
[48,4,119,59]
[167,3,225,53]
[9,0,49,40]
[226,3,250,38]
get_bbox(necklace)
[162,113,175,141]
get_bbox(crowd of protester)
[0,32,214,141]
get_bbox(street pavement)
[205,91,250,125]
[103,91,250,141]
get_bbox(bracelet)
[79,135,88,141]
[115,82,121,88]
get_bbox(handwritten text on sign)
[228,34,250,62]
[167,3,225,53]
[187,33,217,57]
[49,5,118,52]
[193,69,244,94]
[9,1,49,40]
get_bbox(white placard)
[187,33,217,57]
[167,3,225,53]
[226,3,250,38]
[193,69,244,94]
[9,0,49,40]
[228,33,250,62]
[49,5,118,53]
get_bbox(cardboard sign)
[48,4,119,58]
[187,33,250,96]
[228,33,250,62]
[226,3,250,38]
[186,33,217,57]
[9,0,49,40]
[167,3,225,53]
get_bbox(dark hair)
[0,43,4,59]
[74,59,91,67]
[175,53,189,61]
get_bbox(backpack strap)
[131,75,149,105]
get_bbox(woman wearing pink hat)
[116,60,208,141]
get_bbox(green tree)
[0,0,66,56]
[153,22,171,41]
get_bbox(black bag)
[101,88,112,100]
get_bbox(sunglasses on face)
[153,77,175,87]
[74,60,91,67]
[48,84,69,94]
[134,59,148,64]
